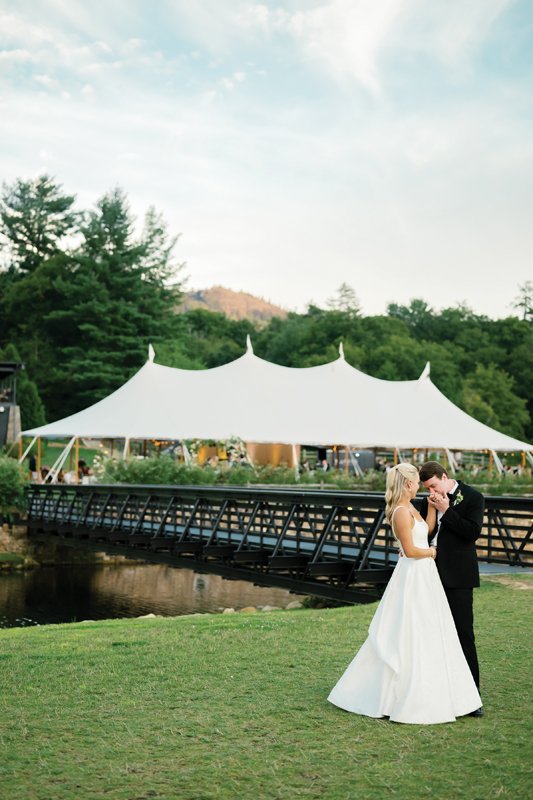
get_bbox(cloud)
[416,0,515,64]
[0,0,530,318]
[0,47,33,63]
[34,73,59,89]
[221,70,246,91]
[234,0,516,92]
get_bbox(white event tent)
[22,340,533,461]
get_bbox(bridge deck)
[27,484,533,603]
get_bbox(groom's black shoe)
[469,706,484,717]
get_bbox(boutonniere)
[453,491,464,506]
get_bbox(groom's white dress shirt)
[433,480,458,547]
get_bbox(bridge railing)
[26,484,532,603]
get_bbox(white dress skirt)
[328,518,481,724]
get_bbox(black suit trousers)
[444,587,480,689]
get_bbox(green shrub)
[97,455,219,486]
[92,455,532,494]
[0,455,28,513]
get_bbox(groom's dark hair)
[419,461,447,481]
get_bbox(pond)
[0,562,306,628]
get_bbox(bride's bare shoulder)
[392,504,409,516]
[391,505,412,524]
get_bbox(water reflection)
[0,564,305,628]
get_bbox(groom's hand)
[428,492,450,513]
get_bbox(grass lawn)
[24,440,102,471]
[0,576,531,800]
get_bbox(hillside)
[179,285,288,322]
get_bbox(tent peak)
[338,341,345,360]
[246,335,254,354]
[419,361,430,379]
[148,344,155,363]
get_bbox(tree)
[387,299,434,339]
[512,281,533,322]
[174,309,256,368]
[42,188,184,415]
[0,343,46,429]
[461,364,530,440]
[0,175,78,273]
[140,206,187,290]
[0,184,187,420]
[327,283,361,317]
[0,254,79,418]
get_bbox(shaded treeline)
[0,175,531,441]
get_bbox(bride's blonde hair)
[385,463,419,527]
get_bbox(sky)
[1,0,532,317]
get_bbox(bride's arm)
[425,502,437,535]
[394,508,437,560]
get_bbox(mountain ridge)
[178,285,288,322]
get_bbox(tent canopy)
[22,341,533,452]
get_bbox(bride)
[328,462,481,724]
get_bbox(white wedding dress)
[328,515,481,724]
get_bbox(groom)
[419,460,485,716]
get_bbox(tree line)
[1,175,532,442]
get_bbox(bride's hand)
[428,493,449,513]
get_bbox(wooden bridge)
[27,484,533,604]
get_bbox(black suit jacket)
[419,481,484,589]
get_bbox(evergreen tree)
[0,343,46,428]
[512,281,533,322]
[0,175,78,273]
[0,254,75,419]
[43,189,184,415]
[326,283,361,317]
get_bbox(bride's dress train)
[328,518,481,724]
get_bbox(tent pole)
[521,451,526,470]
[5,437,19,456]
[445,449,457,474]
[123,438,130,461]
[75,437,80,484]
[348,449,363,477]
[18,434,23,460]
[292,444,299,479]
[489,450,493,475]
[19,435,37,465]
[491,450,504,475]
[45,437,76,484]
[394,448,398,465]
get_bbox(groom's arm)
[440,491,484,543]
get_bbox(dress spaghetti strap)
[391,505,414,538]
